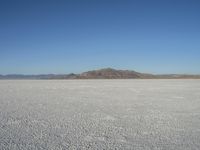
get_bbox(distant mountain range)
[0,68,200,79]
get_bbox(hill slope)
[79,68,155,79]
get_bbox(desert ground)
[0,80,200,150]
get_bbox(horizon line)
[1,68,200,76]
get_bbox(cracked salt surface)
[0,79,200,149]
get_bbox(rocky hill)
[79,68,155,79]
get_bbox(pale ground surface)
[0,80,200,150]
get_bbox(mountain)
[79,68,155,79]
[0,68,200,79]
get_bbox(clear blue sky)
[0,0,200,74]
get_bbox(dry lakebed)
[0,79,200,150]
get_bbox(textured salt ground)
[0,79,200,150]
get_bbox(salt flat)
[0,80,200,150]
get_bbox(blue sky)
[0,0,200,74]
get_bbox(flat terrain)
[0,80,200,150]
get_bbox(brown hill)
[78,68,155,79]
